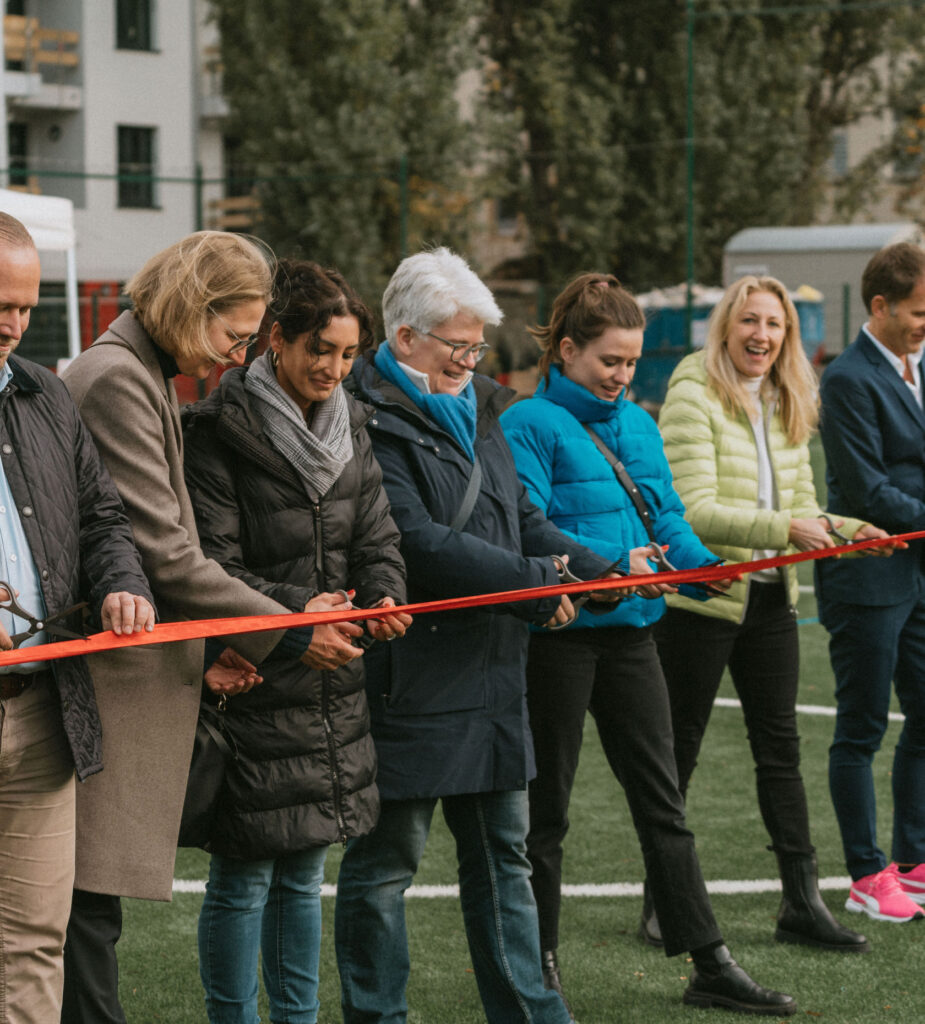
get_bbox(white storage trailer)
[723,223,923,356]
[0,187,80,362]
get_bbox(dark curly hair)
[265,258,374,355]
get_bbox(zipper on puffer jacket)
[313,502,348,844]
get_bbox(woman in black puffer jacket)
[182,259,408,1024]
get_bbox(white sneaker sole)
[896,886,925,906]
[845,893,924,923]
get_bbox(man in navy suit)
[816,241,925,925]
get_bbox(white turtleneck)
[742,376,780,582]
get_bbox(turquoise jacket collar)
[536,364,624,423]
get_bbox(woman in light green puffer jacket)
[650,275,888,956]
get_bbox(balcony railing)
[5,15,79,71]
[208,193,261,231]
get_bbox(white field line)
[172,877,853,897]
[173,699,895,897]
[714,695,905,722]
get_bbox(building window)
[829,131,848,180]
[223,137,253,198]
[117,126,156,208]
[116,0,153,51]
[8,123,28,187]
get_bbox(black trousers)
[61,889,126,1024]
[654,580,812,858]
[525,625,722,958]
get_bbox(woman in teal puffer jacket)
[654,274,888,955]
[501,273,797,1018]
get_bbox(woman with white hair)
[334,248,617,1024]
[654,275,893,950]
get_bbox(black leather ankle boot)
[541,949,574,1020]
[684,944,797,1016]
[775,852,871,953]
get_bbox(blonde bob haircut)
[125,231,274,365]
[704,275,818,446]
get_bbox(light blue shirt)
[863,323,923,409]
[0,362,48,671]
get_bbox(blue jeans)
[334,791,571,1024]
[820,591,925,879]
[198,847,328,1024]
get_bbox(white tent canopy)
[0,187,80,359]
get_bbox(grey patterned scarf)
[243,350,351,500]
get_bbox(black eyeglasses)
[414,328,491,364]
[210,308,260,355]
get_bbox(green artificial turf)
[117,438,917,1022]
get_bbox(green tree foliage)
[485,0,925,290]
[482,0,626,292]
[213,0,925,302]
[210,0,485,303]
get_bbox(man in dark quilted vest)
[0,211,154,1024]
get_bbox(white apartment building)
[1,0,229,359]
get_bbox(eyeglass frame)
[412,327,491,364]
[209,307,261,356]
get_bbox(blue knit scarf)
[374,342,477,460]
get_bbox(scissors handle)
[645,545,727,598]
[0,581,88,647]
[818,513,852,545]
[0,580,37,622]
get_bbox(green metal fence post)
[399,154,409,258]
[685,0,695,351]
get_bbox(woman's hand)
[543,594,576,629]
[852,523,906,557]
[365,596,413,643]
[205,647,262,697]
[588,571,628,603]
[301,591,364,670]
[629,546,678,599]
[788,517,839,552]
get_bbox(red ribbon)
[2,530,922,668]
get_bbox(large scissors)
[0,581,88,649]
[547,556,626,630]
[817,513,853,545]
[645,542,728,598]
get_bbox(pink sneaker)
[889,862,925,906]
[846,868,925,923]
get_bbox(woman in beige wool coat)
[59,232,349,1024]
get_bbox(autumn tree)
[210,0,487,303]
[485,0,925,290]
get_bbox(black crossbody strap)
[199,705,237,761]
[449,456,483,532]
[583,425,657,544]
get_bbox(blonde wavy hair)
[125,232,274,364]
[704,275,818,445]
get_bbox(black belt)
[0,670,47,701]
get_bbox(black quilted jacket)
[0,356,153,780]
[182,368,406,858]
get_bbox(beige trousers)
[0,675,75,1024]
